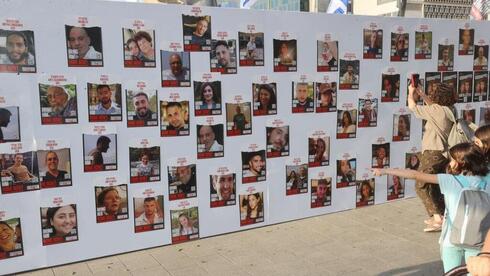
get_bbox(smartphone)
[411,74,420,88]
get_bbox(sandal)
[424,217,434,225]
[423,223,442,232]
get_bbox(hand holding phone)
[411,74,420,88]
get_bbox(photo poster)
[194,74,222,116]
[473,44,489,71]
[425,72,441,95]
[64,17,103,67]
[225,101,252,136]
[170,202,199,243]
[387,175,405,201]
[125,82,158,127]
[122,20,156,68]
[363,25,382,59]
[442,71,458,91]
[40,197,78,246]
[390,28,409,62]
[406,75,425,106]
[339,58,360,90]
[480,106,490,126]
[414,27,432,60]
[87,75,123,122]
[196,119,224,159]
[241,147,266,184]
[167,158,197,201]
[37,139,72,189]
[474,71,489,102]
[358,97,378,128]
[238,26,265,66]
[336,156,356,188]
[458,71,474,103]
[356,178,375,207]
[252,80,277,116]
[209,166,236,208]
[266,120,289,158]
[128,138,160,184]
[161,42,191,87]
[0,143,39,194]
[82,125,117,172]
[94,177,129,223]
[285,157,308,196]
[392,113,411,142]
[381,71,400,102]
[310,175,332,209]
[239,190,264,226]
[315,80,337,113]
[38,74,78,125]
[372,142,390,169]
[0,99,21,144]
[336,108,357,139]
[308,131,330,167]
[182,14,211,51]
[317,35,338,72]
[459,28,474,56]
[210,36,237,74]
[461,107,476,125]
[0,211,24,259]
[133,188,164,233]
[0,18,36,73]
[437,43,454,72]
[273,33,297,72]
[160,93,190,137]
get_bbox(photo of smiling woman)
[0,218,23,259]
[240,192,264,226]
[194,81,222,116]
[95,184,128,223]
[41,204,78,246]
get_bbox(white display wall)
[1,0,489,274]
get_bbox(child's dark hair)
[475,125,490,161]
[448,142,489,176]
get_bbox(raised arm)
[372,168,438,184]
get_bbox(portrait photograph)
[336,109,357,139]
[317,40,338,71]
[266,126,289,158]
[0,151,39,194]
[459,28,474,55]
[315,82,337,113]
[0,29,36,73]
[182,15,211,51]
[462,109,476,124]
[210,39,237,74]
[390,32,409,62]
[415,31,432,59]
[458,71,473,103]
[95,184,129,223]
[437,44,454,72]
[339,59,360,90]
[65,25,103,67]
[285,164,308,196]
[381,74,400,102]
[161,51,191,87]
[474,71,488,102]
[363,29,382,59]
[336,158,356,188]
[170,207,199,243]
[123,28,156,68]
[168,164,197,200]
[474,45,489,71]
[425,72,441,95]
[358,98,378,127]
[37,148,72,189]
[393,114,411,141]
[241,150,266,184]
[194,81,222,116]
[82,133,117,172]
[253,83,277,116]
[38,84,78,125]
[480,107,490,126]
[134,196,164,233]
[292,82,314,113]
[126,90,158,127]
[238,31,264,66]
[442,71,458,90]
[0,217,23,259]
[308,136,330,167]
[129,146,160,183]
[356,179,375,207]
[273,39,297,72]
[41,204,78,245]
[210,173,236,208]
[196,124,224,159]
[0,106,20,144]
[87,83,122,122]
[160,100,190,137]
[372,143,390,168]
[387,175,405,201]
[226,102,252,136]
[240,192,264,226]
[405,152,421,170]
[310,178,332,208]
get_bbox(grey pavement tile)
[17,269,55,276]
[52,263,92,276]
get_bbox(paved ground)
[18,198,443,276]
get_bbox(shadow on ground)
[378,260,443,276]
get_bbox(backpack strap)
[452,175,465,189]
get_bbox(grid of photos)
[122,28,156,67]
[161,51,191,87]
[87,83,122,122]
[38,84,78,125]
[170,207,199,243]
[95,184,129,223]
[273,39,297,72]
[238,32,264,66]
[0,151,39,194]
[356,179,375,207]
[226,103,252,136]
[317,40,338,71]
[126,90,158,127]
[315,82,337,113]
[336,158,356,188]
[160,101,190,137]
[129,146,160,183]
[210,173,236,208]
[133,196,164,233]
[41,204,78,245]
[310,178,332,208]
[0,29,36,73]
[65,25,103,67]
[253,83,277,116]
[168,164,197,200]
[240,192,264,226]
[285,164,308,196]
